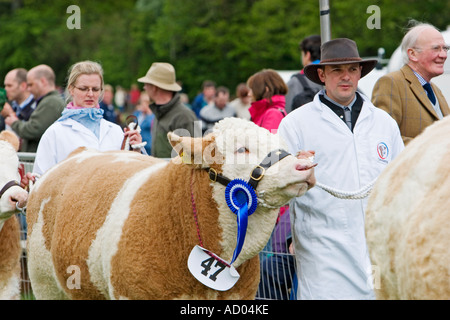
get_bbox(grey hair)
[401,21,440,64]
[65,60,105,103]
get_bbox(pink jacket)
[249,95,286,133]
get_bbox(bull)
[0,131,28,299]
[26,118,315,299]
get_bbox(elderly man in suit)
[372,22,449,145]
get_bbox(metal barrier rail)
[17,153,35,299]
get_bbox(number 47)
[201,257,226,282]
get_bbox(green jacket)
[150,93,199,158]
[12,90,65,152]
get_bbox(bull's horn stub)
[187,245,240,291]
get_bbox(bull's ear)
[168,131,182,149]
[167,132,185,162]
[167,132,203,165]
[0,130,20,151]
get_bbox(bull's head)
[0,131,28,224]
[168,118,316,266]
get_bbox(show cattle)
[0,131,28,300]
[366,116,450,299]
[26,118,316,300]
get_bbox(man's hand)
[5,113,19,126]
[123,127,145,152]
[1,102,15,118]
[124,127,143,145]
[20,172,37,190]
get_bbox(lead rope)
[121,115,147,151]
[190,173,204,248]
[190,171,231,268]
[301,152,377,200]
[315,177,377,200]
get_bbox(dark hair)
[247,69,288,102]
[14,68,28,84]
[300,35,321,61]
[215,86,229,97]
[235,83,249,98]
[202,80,216,89]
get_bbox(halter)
[201,148,291,264]
[0,180,20,199]
[0,180,22,221]
[205,149,291,190]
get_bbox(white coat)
[278,92,404,299]
[33,118,124,175]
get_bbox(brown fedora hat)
[304,38,378,85]
[138,62,182,92]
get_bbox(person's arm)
[32,127,57,176]
[371,76,410,144]
[123,126,146,153]
[278,116,303,155]
[1,102,15,118]
[371,76,403,124]
[11,96,63,140]
[260,109,285,134]
[285,77,301,114]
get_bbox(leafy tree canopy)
[0,0,448,99]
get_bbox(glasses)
[413,45,450,53]
[74,86,102,94]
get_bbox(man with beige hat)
[138,62,199,158]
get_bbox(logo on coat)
[377,142,389,162]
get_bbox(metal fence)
[18,153,34,299]
[17,153,296,300]
[256,208,297,300]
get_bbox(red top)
[248,95,286,133]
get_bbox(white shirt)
[33,118,124,175]
[278,92,404,299]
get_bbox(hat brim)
[304,59,378,85]
[137,76,182,92]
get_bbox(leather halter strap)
[205,149,291,190]
[0,180,21,199]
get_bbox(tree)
[1,0,448,100]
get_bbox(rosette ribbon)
[224,179,258,265]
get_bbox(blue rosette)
[224,179,258,264]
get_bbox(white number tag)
[187,245,240,291]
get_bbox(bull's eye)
[236,147,248,154]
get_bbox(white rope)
[315,177,377,200]
[125,122,147,150]
[28,173,40,193]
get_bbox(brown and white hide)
[366,116,450,300]
[0,131,27,299]
[26,118,315,300]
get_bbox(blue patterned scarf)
[58,102,104,138]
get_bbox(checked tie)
[343,107,352,130]
[423,82,436,105]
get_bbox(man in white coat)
[278,38,404,299]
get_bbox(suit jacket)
[371,65,450,145]
[11,90,65,152]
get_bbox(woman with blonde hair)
[27,60,143,177]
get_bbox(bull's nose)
[296,162,317,171]
[294,161,317,189]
